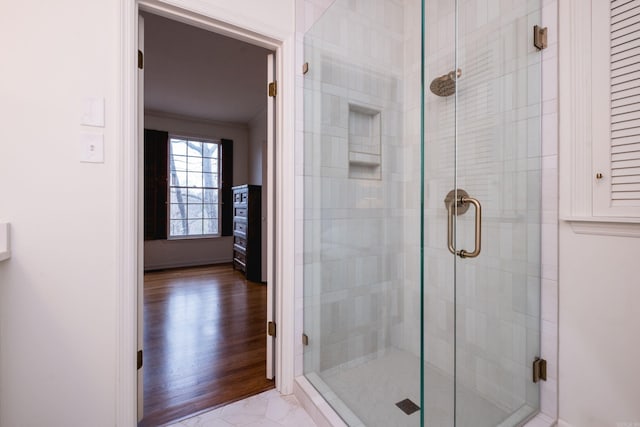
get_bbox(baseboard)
[144,257,232,271]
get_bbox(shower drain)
[395,398,420,415]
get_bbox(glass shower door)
[426,1,544,425]
[301,0,544,425]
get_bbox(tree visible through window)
[169,136,220,237]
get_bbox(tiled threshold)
[293,376,557,427]
[168,389,318,427]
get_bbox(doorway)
[138,10,276,426]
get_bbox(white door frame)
[117,0,296,424]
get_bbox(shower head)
[429,69,461,97]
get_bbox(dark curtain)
[221,139,234,236]
[144,129,168,240]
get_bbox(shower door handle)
[445,189,482,259]
[458,196,481,258]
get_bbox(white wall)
[145,237,233,270]
[556,0,640,424]
[248,108,266,186]
[0,1,119,425]
[0,1,293,426]
[558,224,640,427]
[248,108,268,281]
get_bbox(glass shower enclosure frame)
[302,1,543,425]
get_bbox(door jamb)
[117,1,295,424]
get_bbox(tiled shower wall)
[294,0,559,422]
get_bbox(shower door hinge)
[533,25,548,50]
[302,333,309,346]
[267,321,276,337]
[532,357,547,383]
[268,81,277,97]
[138,50,144,69]
[137,349,143,370]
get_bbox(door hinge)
[267,321,276,337]
[302,333,309,346]
[302,62,309,75]
[532,357,547,383]
[137,350,143,370]
[268,81,277,97]
[138,50,144,69]
[533,25,548,50]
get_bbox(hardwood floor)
[139,264,274,427]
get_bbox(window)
[168,136,221,237]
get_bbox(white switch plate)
[79,133,104,163]
[80,97,105,127]
[0,222,10,262]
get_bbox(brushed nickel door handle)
[447,199,456,255]
[457,195,481,258]
[444,189,482,259]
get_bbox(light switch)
[0,222,10,262]
[81,97,105,127]
[80,133,104,163]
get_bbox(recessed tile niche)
[348,104,381,180]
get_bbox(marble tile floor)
[168,389,318,427]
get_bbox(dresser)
[232,185,262,282]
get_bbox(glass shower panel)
[302,1,423,426]
[302,0,544,425]
[450,1,543,426]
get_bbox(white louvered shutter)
[593,0,640,217]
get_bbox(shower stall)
[302,0,543,426]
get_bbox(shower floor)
[309,348,510,427]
